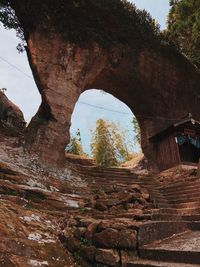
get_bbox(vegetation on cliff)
[2,0,200,65]
[0,0,160,49]
[167,0,200,68]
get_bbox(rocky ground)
[0,135,155,267]
[2,107,200,267]
[2,135,200,266]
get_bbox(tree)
[167,0,200,67]
[66,129,85,156]
[90,119,133,167]
[0,1,25,52]
[132,117,141,146]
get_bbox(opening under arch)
[67,89,141,166]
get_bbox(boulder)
[142,191,150,200]
[130,184,142,192]
[80,246,96,262]
[74,227,86,239]
[118,229,137,249]
[97,220,112,231]
[65,236,80,253]
[121,250,138,267]
[85,222,99,240]
[93,228,119,248]
[95,201,108,211]
[95,249,120,266]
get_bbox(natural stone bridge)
[8,0,200,168]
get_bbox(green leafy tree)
[66,129,85,156]
[167,0,200,67]
[0,1,25,52]
[132,117,141,146]
[90,119,133,167]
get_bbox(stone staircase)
[152,179,200,221]
[126,174,200,266]
[71,162,200,266]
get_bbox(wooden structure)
[150,114,200,171]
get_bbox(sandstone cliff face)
[25,35,107,165]
[0,91,25,137]
[8,1,200,168]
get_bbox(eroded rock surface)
[0,91,25,137]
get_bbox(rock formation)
[0,91,25,137]
[4,1,200,168]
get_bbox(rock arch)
[9,1,200,168]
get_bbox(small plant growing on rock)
[66,129,85,156]
[80,207,87,213]
[0,88,7,93]
[80,237,92,247]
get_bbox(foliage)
[0,0,160,49]
[0,1,25,51]
[132,117,141,146]
[0,1,19,30]
[90,119,133,167]
[66,129,85,156]
[167,0,200,67]
[79,237,92,247]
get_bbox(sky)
[0,1,170,155]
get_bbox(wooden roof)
[150,114,200,140]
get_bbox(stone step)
[140,231,200,264]
[162,190,200,199]
[158,207,200,215]
[84,177,142,184]
[162,186,200,196]
[182,215,200,221]
[157,201,200,209]
[80,170,134,177]
[159,181,200,193]
[152,213,200,221]
[84,176,136,182]
[126,258,200,267]
[149,196,168,202]
[86,179,138,185]
[87,213,151,220]
[166,196,200,203]
[168,197,200,204]
[82,176,135,181]
[78,165,132,171]
[87,183,156,191]
[151,214,182,221]
[188,222,200,231]
[85,174,151,181]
